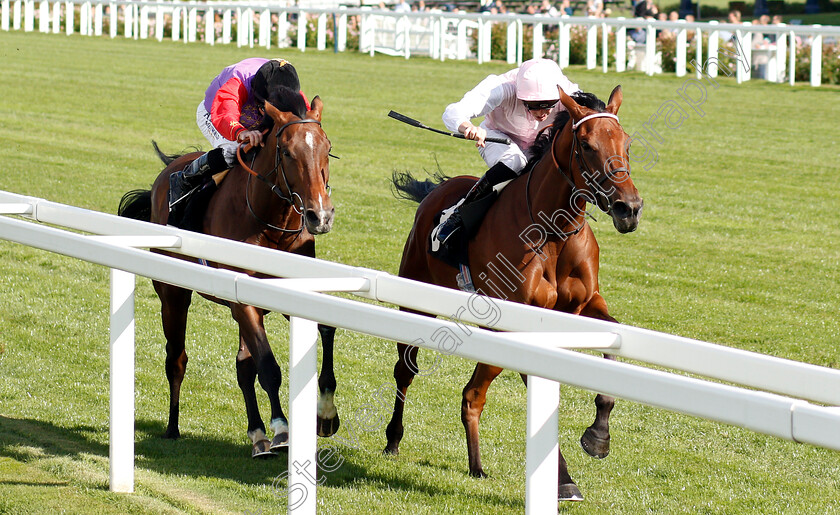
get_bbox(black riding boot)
[168,147,228,209]
[431,161,518,250]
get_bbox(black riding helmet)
[250,59,301,107]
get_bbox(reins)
[237,118,324,235]
[526,111,628,240]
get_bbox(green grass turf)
[1,30,840,514]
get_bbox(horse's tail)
[118,189,152,222]
[391,170,449,204]
[152,140,183,166]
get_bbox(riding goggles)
[523,99,559,111]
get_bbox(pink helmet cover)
[515,59,564,101]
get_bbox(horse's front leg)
[231,304,287,456]
[316,324,340,437]
[461,362,503,478]
[579,293,617,460]
[235,335,274,458]
[154,281,192,440]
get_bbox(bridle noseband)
[527,111,630,239]
[237,118,329,234]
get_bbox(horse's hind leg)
[155,281,193,440]
[316,324,340,437]
[383,342,417,456]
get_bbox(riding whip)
[387,111,512,145]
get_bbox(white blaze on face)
[305,131,315,150]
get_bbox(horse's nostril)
[305,209,320,226]
[612,201,631,220]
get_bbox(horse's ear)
[264,100,295,126]
[606,85,622,115]
[307,96,323,122]
[558,87,585,122]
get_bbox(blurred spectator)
[540,0,559,16]
[560,0,573,15]
[393,0,411,12]
[587,0,603,16]
[719,9,741,41]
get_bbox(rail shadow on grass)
[0,415,523,507]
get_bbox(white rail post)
[297,9,306,51]
[1,0,8,31]
[558,20,570,68]
[52,0,60,33]
[93,2,100,35]
[735,24,751,82]
[259,8,270,48]
[533,21,543,59]
[38,0,47,32]
[645,23,655,75]
[64,0,72,35]
[222,8,231,44]
[12,0,19,30]
[23,0,32,31]
[809,26,822,87]
[123,1,131,38]
[172,5,180,40]
[139,4,148,39]
[277,10,288,48]
[707,20,719,78]
[676,21,687,77]
[403,15,411,59]
[109,268,135,493]
[601,22,609,73]
[789,30,795,85]
[109,2,116,38]
[516,18,523,65]
[695,26,702,79]
[78,0,87,35]
[154,4,163,41]
[457,18,468,60]
[775,26,787,82]
[288,317,318,515]
[616,19,626,72]
[205,7,213,45]
[317,12,326,51]
[506,20,516,63]
[586,22,596,69]
[337,10,347,51]
[525,375,559,513]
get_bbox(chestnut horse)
[386,87,643,500]
[118,95,340,458]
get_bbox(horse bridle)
[238,118,330,234]
[527,112,629,238]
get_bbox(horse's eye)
[580,141,593,152]
[282,149,291,158]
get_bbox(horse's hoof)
[469,469,488,479]
[270,432,289,452]
[162,427,180,440]
[382,445,399,456]
[252,439,276,459]
[558,483,584,501]
[317,414,340,437]
[580,427,610,459]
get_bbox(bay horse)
[386,87,643,500]
[118,93,340,458]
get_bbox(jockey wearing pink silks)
[431,58,581,251]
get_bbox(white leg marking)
[318,391,337,419]
[270,417,289,435]
[247,428,267,444]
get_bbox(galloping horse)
[386,87,643,500]
[118,93,340,458]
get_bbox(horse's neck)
[525,127,585,236]
[238,144,299,232]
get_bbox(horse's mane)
[259,86,308,131]
[522,91,607,174]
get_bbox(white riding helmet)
[515,58,563,103]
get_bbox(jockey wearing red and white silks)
[442,58,580,173]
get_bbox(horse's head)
[264,97,334,235]
[558,86,643,234]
